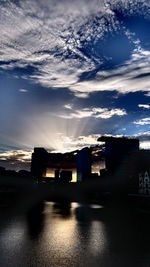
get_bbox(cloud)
[59,106,127,119]
[1,131,150,171]
[0,150,32,163]
[138,104,150,109]
[0,149,32,171]
[47,134,102,153]
[19,88,28,93]
[0,0,113,64]
[69,48,150,97]
[64,104,73,110]
[134,131,150,149]
[145,92,150,97]
[0,135,101,170]
[55,134,102,151]
[75,134,101,146]
[0,0,149,98]
[0,0,150,158]
[134,118,150,125]
[140,141,150,149]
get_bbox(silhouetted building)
[31,148,48,178]
[77,147,91,182]
[97,136,150,195]
[31,148,74,182]
[98,136,139,174]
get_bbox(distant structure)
[0,166,31,178]
[98,136,150,195]
[77,147,91,182]
[31,136,150,195]
[98,136,139,174]
[31,148,73,182]
[31,147,92,183]
[31,148,48,178]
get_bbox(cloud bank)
[0,0,150,97]
[60,106,127,119]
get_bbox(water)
[0,202,150,267]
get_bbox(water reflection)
[0,218,26,266]
[47,203,77,258]
[27,203,45,240]
[74,204,108,266]
[89,221,107,256]
[0,202,150,266]
[52,202,72,218]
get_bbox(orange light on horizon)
[45,168,77,182]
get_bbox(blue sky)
[0,0,150,170]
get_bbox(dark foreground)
[0,201,150,267]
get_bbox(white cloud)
[134,118,150,125]
[0,0,111,64]
[53,134,101,152]
[59,107,127,119]
[19,89,28,93]
[133,131,150,150]
[49,133,104,153]
[70,48,150,97]
[0,0,149,98]
[138,104,150,109]
[64,104,73,110]
[140,141,150,149]
[93,107,127,118]
[135,132,150,149]
[134,131,150,138]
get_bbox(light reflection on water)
[0,220,25,254]
[0,202,150,266]
[39,202,107,266]
[89,221,106,256]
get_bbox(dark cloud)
[0,150,32,171]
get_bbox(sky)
[0,0,150,171]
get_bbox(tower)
[31,148,48,178]
[77,147,91,182]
